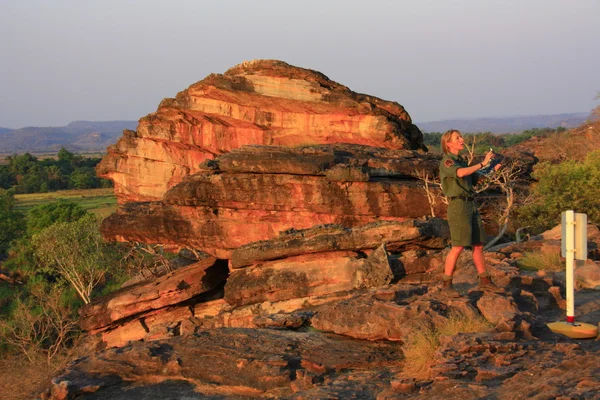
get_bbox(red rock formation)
[46,329,404,399]
[98,60,425,203]
[101,145,446,258]
[84,218,449,341]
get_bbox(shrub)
[26,199,88,235]
[0,286,78,363]
[516,251,563,272]
[517,150,600,233]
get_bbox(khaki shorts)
[447,199,486,247]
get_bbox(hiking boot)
[442,279,461,298]
[478,275,506,293]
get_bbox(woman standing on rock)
[439,129,505,297]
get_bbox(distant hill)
[0,113,593,153]
[0,120,137,153]
[416,112,590,134]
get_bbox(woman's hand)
[482,150,495,167]
[494,163,502,171]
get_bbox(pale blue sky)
[1,0,599,128]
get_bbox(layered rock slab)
[101,145,446,258]
[79,257,227,331]
[207,143,440,178]
[231,217,449,268]
[83,218,449,346]
[224,245,392,308]
[310,285,485,342]
[98,60,425,203]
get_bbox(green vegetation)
[516,251,563,272]
[32,214,119,304]
[0,195,164,364]
[0,189,25,258]
[14,188,117,217]
[0,200,94,361]
[26,199,88,234]
[0,148,112,193]
[517,150,600,233]
[0,150,121,363]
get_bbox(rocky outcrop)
[101,144,445,258]
[507,120,600,164]
[45,329,600,400]
[81,218,450,343]
[45,329,404,400]
[310,286,474,342]
[98,60,425,203]
[43,61,600,400]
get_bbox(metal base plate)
[547,321,598,339]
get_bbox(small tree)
[474,158,530,250]
[415,169,447,217]
[31,214,111,304]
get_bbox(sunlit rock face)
[100,144,446,258]
[97,59,425,203]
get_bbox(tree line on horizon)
[0,148,111,193]
[422,127,567,153]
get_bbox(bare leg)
[473,243,505,292]
[444,246,464,277]
[472,244,486,274]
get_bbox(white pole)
[565,210,575,324]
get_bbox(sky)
[1,0,599,129]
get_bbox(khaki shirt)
[439,152,481,197]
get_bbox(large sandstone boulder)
[82,216,451,347]
[224,245,393,308]
[98,60,425,203]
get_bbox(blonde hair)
[441,129,461,154]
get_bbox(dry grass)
[517,251,563,272]
[402,311,492,379]
[0,353,71,400]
